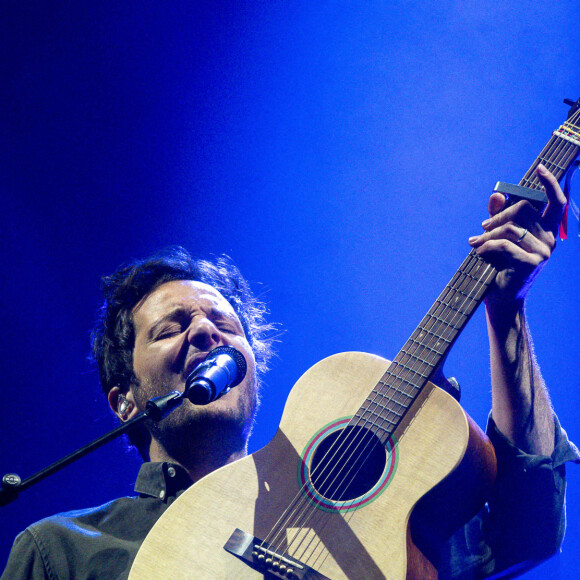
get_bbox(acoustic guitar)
[130,99,580,579]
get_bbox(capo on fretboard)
[493,181,548,210]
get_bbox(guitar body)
[131,352,496,579]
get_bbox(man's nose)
[186,317,222,350]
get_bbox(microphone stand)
[0,390,184,507]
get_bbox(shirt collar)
[134,462,192,501]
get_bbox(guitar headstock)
[497,98,580,213]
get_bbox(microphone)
[184,346,247,405]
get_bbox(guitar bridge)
[224,528,330,579]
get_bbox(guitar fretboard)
[355,103,580,443]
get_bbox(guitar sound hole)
[310,426,386,501]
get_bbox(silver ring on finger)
[516,228,528,244]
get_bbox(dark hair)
[91,247,275,457]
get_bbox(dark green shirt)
[3,416,578,579]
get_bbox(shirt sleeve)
[1,528,53,580]
[482,413,580,577]
[439,413,579,580]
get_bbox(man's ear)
[108,386,139,422]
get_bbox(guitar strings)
[261,128,579,568]
[257,115,580,572]
[297,124,580,565]
[265,129,579,568]
[259,111,580,573]
[284,116,580,567]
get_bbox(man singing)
[3,165,579,578]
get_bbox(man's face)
[129,280,258,454]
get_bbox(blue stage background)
[2,2,578,577]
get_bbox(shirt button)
[159,489,166,500]
[167,466,176,478]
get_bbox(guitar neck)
[356,102,580,442]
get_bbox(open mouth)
[182,352,211,382]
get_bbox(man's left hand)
[468,164,567,306]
